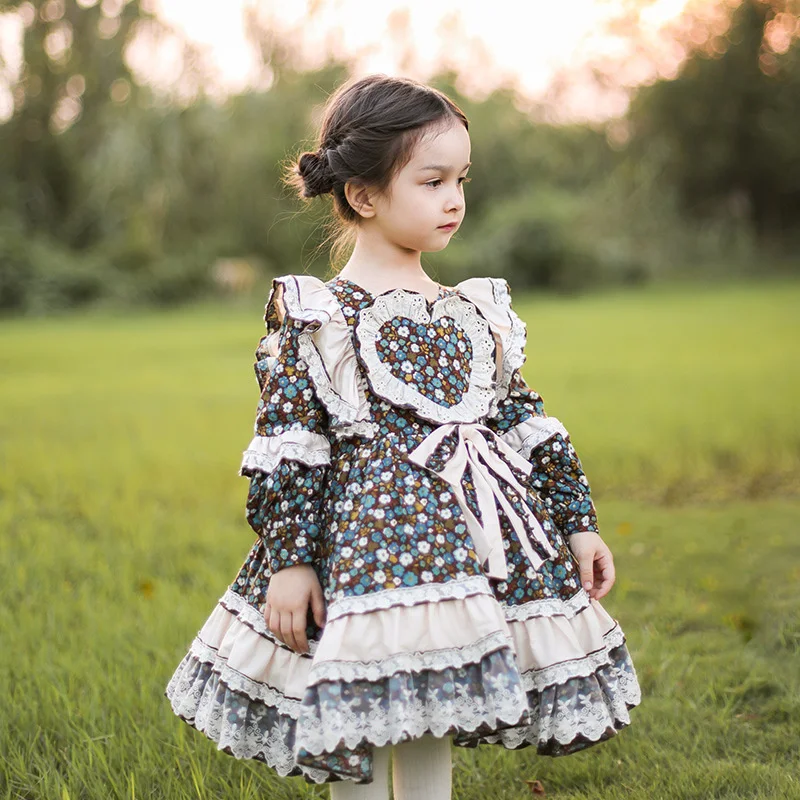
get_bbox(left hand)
[567,531,615,601]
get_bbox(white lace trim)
[517,621,627,691]
[165,651,332,784]
[326,574,493,622]
[487,278,528,405]
[167,590,641,774]
[308,629,513,685]
[238,430,331,475]
[500,587,590,622]
[295,673,531,755]
[353,290,497,425]
[295,626,640,756]
[499,414,570,458]
[278,276,373,431]
[330,419,379,440]
[470,646,641,750]
[215,586,620,693]
[184,636,304,717]
[220,588,322,656]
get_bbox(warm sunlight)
[147,0,693,120]
[0,0,694,122]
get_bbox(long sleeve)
[239,281,332,573]
[487,370,599,537]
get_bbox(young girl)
[166,74,642,799]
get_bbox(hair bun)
[298,149,334,198]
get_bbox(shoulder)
[451,276,513,307]
[265,273,339,327]
[260,274,371,428]
[451,276,527,402]
[451,275,522,334]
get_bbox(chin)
[422,238,451,253]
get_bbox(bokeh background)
[1,0,798,307]
[0,2,798,799]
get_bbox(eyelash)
[425,177,472,188]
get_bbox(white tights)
[328,733,453,800]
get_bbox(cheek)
[400,191,432,219]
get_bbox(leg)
[391,733,453,800]
[329,742,392,800]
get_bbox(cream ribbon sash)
[407,422,560,581]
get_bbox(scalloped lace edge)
[353,290,497,425]
[487,277,528,405]
[167,613,640,778]
[499,414,570,459]
[238,431,331,475]
[324,574,494,621]
[324,576,593,624]
[208,586,620,693]
[278,276,373,430]
[165,653,332,784]
[307,629,513,685]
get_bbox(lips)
[438,222,458,230]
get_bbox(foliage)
[1,281,799,798]
[626,0,800,240]
[0,1,797,313]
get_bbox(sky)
[148,0,694,119]
[0,0,695,123]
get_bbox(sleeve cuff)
[559,503,600,536]
[266,521,322,572]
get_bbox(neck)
[342,233,427,283]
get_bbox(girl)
[166,74,641,799]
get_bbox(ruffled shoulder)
[451,277,527,405]
[266,274,373,436]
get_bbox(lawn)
[1,277,798,799]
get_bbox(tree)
[0,0,159,242]
[626,0,800,240]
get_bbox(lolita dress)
[165,273,642,785]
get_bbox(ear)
[344,181,377,219]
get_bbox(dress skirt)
[165,272,642,784]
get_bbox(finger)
[597,554,615,587]
[593,553,616,598]
[579,552,596,593]
[269,608,284,645]
[281,612,301,654]
[293,614,309,655]
[263,601,271,626]
[310,584,327,629]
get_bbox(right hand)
[264,564,327,655]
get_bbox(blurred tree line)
[0,0,797,314]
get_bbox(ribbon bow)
[407,422,559,582]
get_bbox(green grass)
[1,278,799,799]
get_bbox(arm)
[488,370,599,539]
[239,282,331,574]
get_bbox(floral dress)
[165,273,642,786]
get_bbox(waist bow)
[407,422,559,581]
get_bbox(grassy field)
[0,278,798,799]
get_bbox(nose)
[446,184,465,214]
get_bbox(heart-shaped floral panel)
[353,290,497,425]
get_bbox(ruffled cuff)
[239,430,331,476]
[499,413,570,460]
[528,432,599,537]
[245,459,327,572]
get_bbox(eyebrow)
[418,162,471,172]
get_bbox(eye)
[425,177,472,188]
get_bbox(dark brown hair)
[283,74,469,269]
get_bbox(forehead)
[406,123,471,168]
